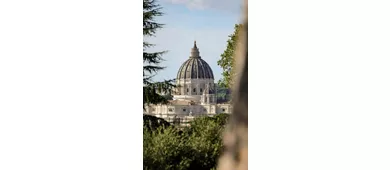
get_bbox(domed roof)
[176,41,214,80]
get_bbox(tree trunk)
[217,0,248,170]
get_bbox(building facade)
[144,41,232,123]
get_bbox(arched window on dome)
[193,88,196,93]
[200,88,203,93]
[187,88,189,92]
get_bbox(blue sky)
[145,0,242,82]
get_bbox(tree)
[217,24,243,88]
[143,0,175,107]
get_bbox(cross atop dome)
[193,40,197,48]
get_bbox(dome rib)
[177,57,214,80]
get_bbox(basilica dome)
[176,41,214,80]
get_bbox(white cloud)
[164,0,241,13]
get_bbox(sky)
[145,0,242,82]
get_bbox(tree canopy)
[143,114,230,170]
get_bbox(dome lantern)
[190,40,200,58]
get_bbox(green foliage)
[144,126,188,170]
[143,114,230,170]
[213,113,231,126]
[217,24,243,88]
[143,0,175,107]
